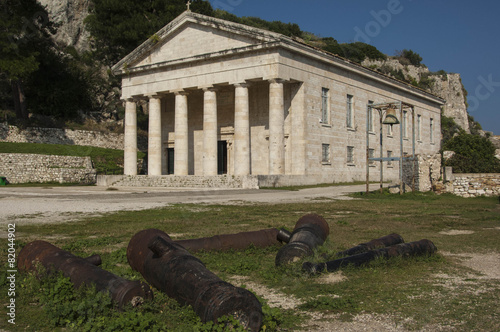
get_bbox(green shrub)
[443,132,500,173]
[396,49,423,66]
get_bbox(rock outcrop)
[363,58,470,133]
[38,0,91,52]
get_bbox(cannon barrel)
[335,233,405,257]
[18,240,153,307]
[303,239,437,275]
[275,213,330,266]
[127,229,263,332]
[176,227,290,252]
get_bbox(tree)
[443,132,500,173]
[85,0,214,66]
[0,0,55,120]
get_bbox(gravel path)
[0,184,372,226]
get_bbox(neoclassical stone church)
[110,9,443,188]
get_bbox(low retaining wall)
[0,124,148,150]
[444,172,500,197]
[98,174,367,189]
[0,153,96,184]
[97,175,259,189]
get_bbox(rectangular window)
[387,150,393,166]
[368,148,375,165]
[368,101,374,132]
[430,118,434,143]
[346,94,353,128]
[402,110,408,138]
[322,144,330,163]
[386,123,393,136]
[347,146,354,164]
[417,114,422,141]
[321,88,329,124]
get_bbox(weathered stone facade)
[0,153,96,184]
[109,10,443,187]
[441,172,500,197]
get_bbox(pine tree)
[0,0,55,120]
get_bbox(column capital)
[268,78,286,85]
[201,86,219,93]
[172,89,189,96]
[234,82,251,89]
[145,93,163,99]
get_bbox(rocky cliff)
[38,0,91,52]
[363,58,470,132]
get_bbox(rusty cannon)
[127,229,263,332]
[176,227,291,252]
[334,233,405,257]
[275,213,330,266]
[18,240,153,307]
[302,239,437,275]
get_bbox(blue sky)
[209,0,500,135]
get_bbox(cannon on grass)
[18,240,153,307]
[275,213,330,266]
[127,229,263,332]
[176,227,291,252]
[334,233,405,257]
[303,239,437,275]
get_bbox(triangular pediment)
[112,11,282,74]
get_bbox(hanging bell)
[383,107,400,125]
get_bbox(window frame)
[322,143,331,164]
[321,88,329,124]
[347,146,355,165]
[346,94,354,129]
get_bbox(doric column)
[174,91,189,175]
[203,87,218,176]
[234,83,250,175]
[124,99,138,175]
[148,95,162,176]
[269,79,285,175]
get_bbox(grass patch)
[2,192,499,331]
[0,141,145,175]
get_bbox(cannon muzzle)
[275,213,330,266]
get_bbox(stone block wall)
[402,154,441,191]
[97,174,259,189]
[0,124,148,151]
[0,153,96,184]
[445,173,500,197]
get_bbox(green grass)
[1,192,499,331]
[0,141,145,175]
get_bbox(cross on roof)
[186,0,191,11]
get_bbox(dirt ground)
[1,185,498,331]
